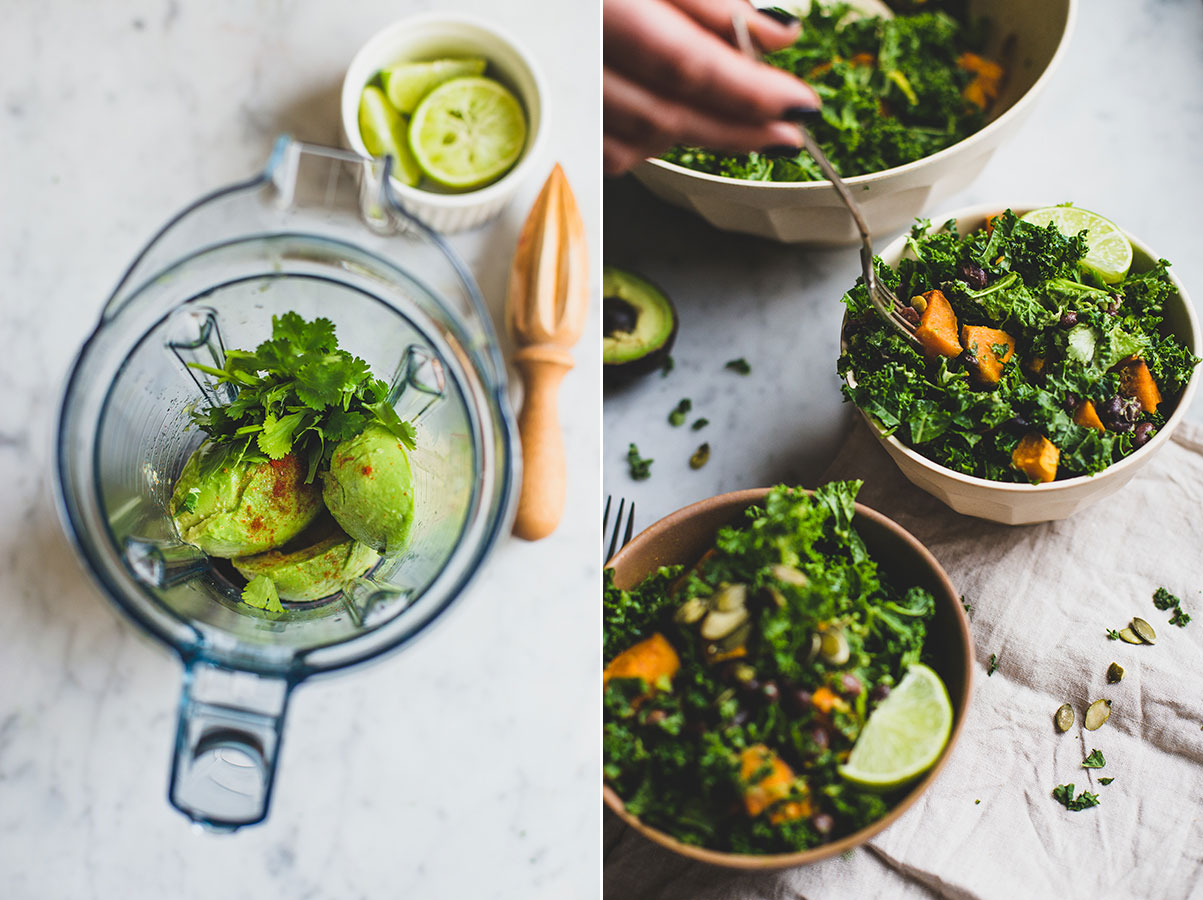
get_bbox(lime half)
[383,57,487,114]
[408,76,527,191]
[838,664,953,791]
[357,85,422,186]
[1021,206,1133,284]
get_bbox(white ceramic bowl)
[845,202,1202,525]
[341,13,548,233]
[632,0,1077,246]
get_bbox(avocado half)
[603,265,678,380]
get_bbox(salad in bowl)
[839,204,1201,522]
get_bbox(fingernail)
[757,7,799,26]
[760,144,800,158]
[783,105,822,122]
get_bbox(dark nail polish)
[783,105,821,122]
[757,7,799,27]
[760,144,800,158]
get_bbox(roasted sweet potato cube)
[959,52,1004,109]
[1119,359,1162,412]
[739,745,811,823]
[1074,400,1105,432]
[603,633,680,690]
[960,325,1015,383]
[1012,433,1059,483]
[914,289,962,358]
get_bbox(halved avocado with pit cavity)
[603,265,678,380]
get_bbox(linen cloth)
[604,418,1203,900]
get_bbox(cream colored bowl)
[632,0,1076,246]
[341,13,548,233]
[845,202,1202,525]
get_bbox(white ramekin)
[341,13,548,233]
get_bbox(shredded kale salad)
[603,482,938,853]
[839,210,1199,482]
[662,2,996,182]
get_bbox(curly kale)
[839,209,1199,481]
[661,4,989,181]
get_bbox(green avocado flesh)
[233,514,379,602]
[602,265,677,373]
[322,424,415,555]
[170,443,324,558]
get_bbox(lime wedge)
[408,76,527,191]
[383,57,488,114]
[1021,206,1133,284]
[357,85,422,186]
[837,664,953,791]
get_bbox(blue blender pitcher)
[54,137,518,830]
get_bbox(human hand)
[603,0,821,175]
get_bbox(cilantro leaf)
[1082,749,1105,768]
[725,358,751,375]
[1099,777,1114,786]
[1106,628,1121,640]
[1170,607,1191,628]
[1153,587,1180,610]
[627,443,652,480]
[180,487,200,513]
[668,398,692,427]
[241,575,284,613]
[691,418,709,431]
[1053,783,1100,811]
[257,411,305,459]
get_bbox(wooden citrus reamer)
[506,164,589,540]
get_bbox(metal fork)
[731,14,922,350]
[602,495,636,563]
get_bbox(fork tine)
[622,501,635,548]
[606,497,626,563]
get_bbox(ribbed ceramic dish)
[341,13,548,233]
[603,487,972,869]
[632,0,1076,245]
[843,202,1202,525]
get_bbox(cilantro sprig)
[189,312,416,482]
[1053,783,1100,811]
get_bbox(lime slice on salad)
[837,663,953,791]
[1021,206,1133,284]
[383,57,488,114]
[357,85,422,186]
[408,76,527,190]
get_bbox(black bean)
[761,681,780,704]
[1133,421,1155,447]
[900,306,920,326]
[839,673,863,696]
[730,709,751,727]
[1006,414,1030,434]
[1059,310,1078,328]
[958,260,988,290]
[785,688,813,715]
[869,683,891,704]
[645,709,667,726]
[1062,393,1079,412]
[738,677,762,697]
[1100,395,1123,421]
[810,726,831,751]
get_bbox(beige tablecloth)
[605,419,1203,900]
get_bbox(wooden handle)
[513,346,573,541]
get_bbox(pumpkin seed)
[712,583,747,612]
[717,622,751,653]
[675,597,708,624]
[734,664,757,683]
[1054,703,1074,732]
[1084,698,1112,731]
[700,606,748,641]
[764,586,787,609]
[1118,626,1142,644]
[1131,617,1156,644]
[818,627,850,666]
[768,564,809,587]
[1106,662,1124,684]
[910,294,928,313]
[804,632,822,664]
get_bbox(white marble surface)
[603,0,1203,889]
[0,2,599,898]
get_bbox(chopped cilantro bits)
[668,398,692,427]
[691,417,710,431]
[725,358,751,375]
[1099,777,1114,785]
[1082,749,1105,769]
[1106,628,1121,641]
[1053,783,1100,811]
[1153,587,1191,627]
[660,355,674,376]
[1170,607,1191,627]
[987,653,999,676]
[627,443,653,481]
[689,443,710,469]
